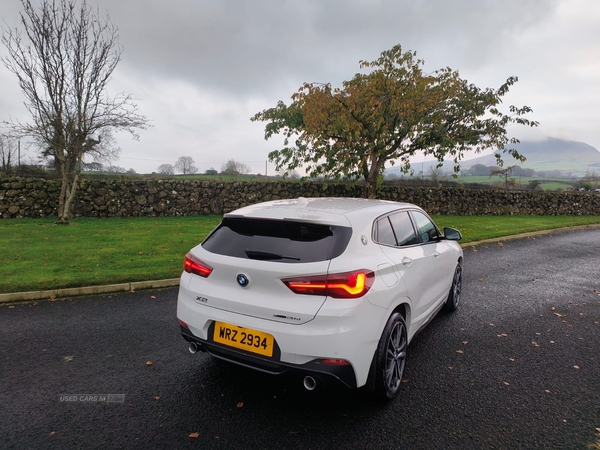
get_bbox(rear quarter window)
[389,211,418,246]
[202,218,352,263]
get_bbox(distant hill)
[386,138,600,178]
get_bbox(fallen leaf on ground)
[189,432,199,438]
[154,396,160,401]
[64,356,73,362]
[456,350,464,354]
[237,402,244,408]
[532,342,540,347]
[503,381,510,386]
[462,341,468,345]
[574,365,580,370]
[146,361,153,366]
[150,296,156,299]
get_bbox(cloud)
[1,0,598,174]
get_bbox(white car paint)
[177,197,463,392]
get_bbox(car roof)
[224,197,419,227]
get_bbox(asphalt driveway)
[0,228,599,449]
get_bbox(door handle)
[401,257,413,266]
[433,252,440,258]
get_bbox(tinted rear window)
[202,218,352,263]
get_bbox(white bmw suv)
[177,197,463,399]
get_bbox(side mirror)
[444,227,462,241]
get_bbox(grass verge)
[431,215,600,243]
[2,214,600,294]
[1,216,221,294]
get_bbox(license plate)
[213,322,274,357]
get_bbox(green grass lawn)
[432,215,600,243]
[2,214,600,294]
[0,216,221,294]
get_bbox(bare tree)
[221,159,251,176]
[156,163,175,175]
[428,166,447,186]
[174,156,198,174]
[490,165,517,190]
[0,135,19,174]
[81,161,103,172]
[105,164,126,174]
[1,0,148,223]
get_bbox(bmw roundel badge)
[237,274,249,287]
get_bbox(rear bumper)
[180,324,358,389]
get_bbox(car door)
[376,211,437,329]
[409,210,456,307]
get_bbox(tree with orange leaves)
[252,44,538,197]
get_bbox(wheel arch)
[391,302,410,330]
[363,301,411,394]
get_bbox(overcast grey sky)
[1,0,599,174]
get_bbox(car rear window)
[201,218,352,263]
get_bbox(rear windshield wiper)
[245,250,300,261]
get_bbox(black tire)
[443,261,462,313]
[373,312,408,400]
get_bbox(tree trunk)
[365,177,376,199]
[60,172,80,223]
[56,155,82,224]
[56,167,69,224]
[365,155,385,199]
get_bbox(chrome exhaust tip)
[188,342,199,354]
[303,376,317,391]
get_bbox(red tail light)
[183,252,213,278]
[282,270,374,299]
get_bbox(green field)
[2,214,600,294]
[457,176,576,190]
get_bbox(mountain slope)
[460,138,600,172]
[387,138,600,177]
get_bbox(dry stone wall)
[1,176,600,219]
